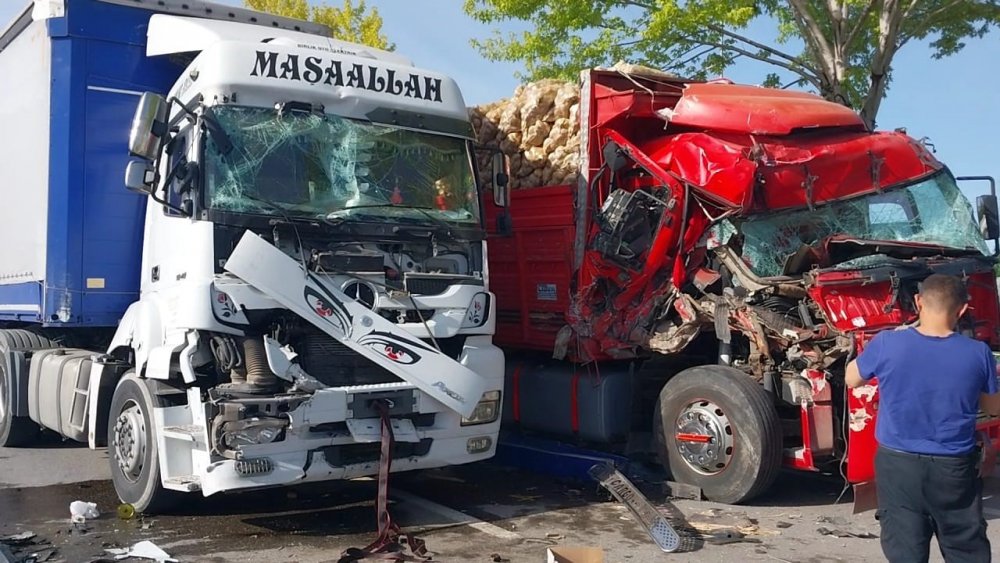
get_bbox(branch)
[844,0,879,48]
[703,23,810,66]
[665,46,718,71]
[622,0,656,10]
[900,0,965,41]
[782,77,810,89]
[787,0,838,77]
[684,35,822,87]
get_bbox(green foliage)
[464,0,1000,125]
[246,0,392,50]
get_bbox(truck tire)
[108,372,179,514]
[653,365,782,504]
[0,329,59,447]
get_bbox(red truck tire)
[653,365,782,504]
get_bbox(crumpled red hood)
[660,82,866,135]
[640,82,941,212]
[642,129,942,212]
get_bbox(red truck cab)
[485,69,1000,504]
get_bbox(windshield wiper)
[324,204,457,238]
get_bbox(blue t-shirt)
[857,328,998,455]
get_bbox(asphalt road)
[3,438,1000,562]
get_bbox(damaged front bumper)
[156,380,501,497]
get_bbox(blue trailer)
[0,0,325,326]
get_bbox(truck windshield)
[725,171,989,277]
[203,106,480,225]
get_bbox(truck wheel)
[108,373,178,514]
[0,329,58,447]
[653,365,782,504]
[0,364,38,446]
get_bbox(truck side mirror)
[124,160,155,195]
[492,152,511,208]
[977,194,1000,240]
[128,92,169,161]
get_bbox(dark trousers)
[875,446,991,562]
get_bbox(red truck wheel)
[653,365,782,504]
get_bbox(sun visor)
[146,14,412,67]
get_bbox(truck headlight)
[461,390,501,425]
[461,293,490,328]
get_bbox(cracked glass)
[204,106,480,224]
[725,172,989,277]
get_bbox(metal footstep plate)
[589,463,680,552]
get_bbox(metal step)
[161,425,205,443]
[163,475,201,492]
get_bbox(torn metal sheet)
[224,232,487,417]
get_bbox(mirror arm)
[150,189,191,217]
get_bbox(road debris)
[814,515,878,539]
[545,546,604,563]
[0,532,59,563]
[0,533,36,545]
[70,501,99,524]
[0,544,15,563]
[116,504,135,521]
[589,463,680,553]
[817,527,878,539]
[489,554,510,562]
[701,528,762,545]
[105,540,177,562]
[663,480,702,500]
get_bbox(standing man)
[846,273,1000,562]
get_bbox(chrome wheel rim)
[674,399,734,475]
[113,400,147,482]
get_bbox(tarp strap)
[338,401,431,562]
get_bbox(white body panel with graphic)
[224,231,488,417]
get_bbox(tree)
[464,0,1000,128]
[246,0,392,50]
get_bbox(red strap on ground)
[511,364,522,422]
[338,401,431,562]
[570,369,580,434]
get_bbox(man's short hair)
[919,274,969,312]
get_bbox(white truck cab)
[0,0,504,514]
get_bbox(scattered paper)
[106,541,178,562]
[70,501,99,524]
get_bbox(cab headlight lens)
[461,390,501,425]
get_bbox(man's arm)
[847,333,884,388]
[982,392,1000,416]
[845,359,866,389]
[980,348,1000,416]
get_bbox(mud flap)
[224,232,486,417]
[853,480,878,514]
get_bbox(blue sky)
[2,0,998,202]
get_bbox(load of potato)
[470,79,582,190]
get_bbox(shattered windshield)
[203,106,480,224]
[721,172,989,277]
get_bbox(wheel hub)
[113,403,146,482]
[674,400,734,475]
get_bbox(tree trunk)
[860,73,888,130]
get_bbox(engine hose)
[242,337,278,389]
